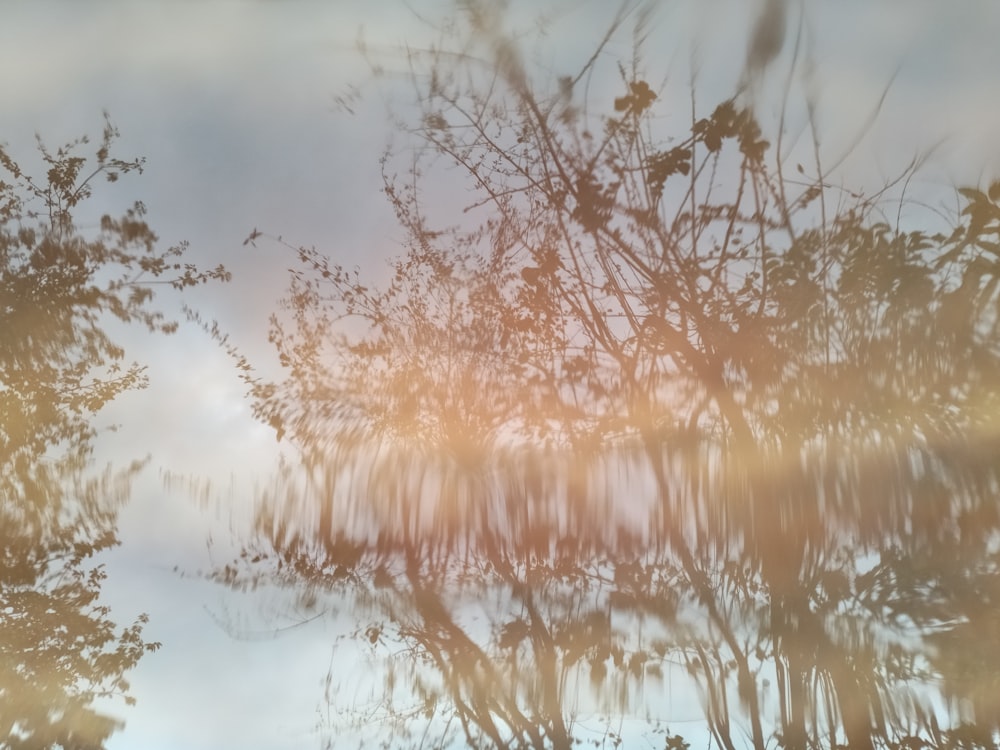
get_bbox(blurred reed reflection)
[215,4,1000,748]
[233,406,999,749]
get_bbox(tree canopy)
[0,115,228,750]
[216,3,1000,748]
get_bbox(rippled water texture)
[3,1,1000,748]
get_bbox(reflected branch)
[210,3,1000,748]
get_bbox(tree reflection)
[0,117,229,749]
[222,3,1000,748]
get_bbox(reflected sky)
[3,1,1000,749]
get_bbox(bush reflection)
[0,119,227,749]
[217,5,1000,748]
